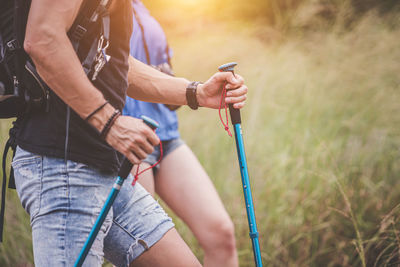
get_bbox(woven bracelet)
[85,101,109,122]
[100,109,121,139]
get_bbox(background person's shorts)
[12,146,174,267]
[143,138,184,174]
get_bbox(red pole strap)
[131,131,163,186]
[218,79,232,137]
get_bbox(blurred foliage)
[144,0,400,31]
[168,13,400,265]
[1,0,400,266]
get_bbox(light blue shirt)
[123,0,179,140]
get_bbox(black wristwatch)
[186,81,201,110]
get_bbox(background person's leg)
[104,176,200,267]
[135,163,156,195]
[155,144,239,267]
[130,228,201,267]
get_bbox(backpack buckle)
[6,39,20,51]
[72,25,87,41]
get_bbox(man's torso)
[17,0,133,174]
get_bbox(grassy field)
[1,4,400,267]
[167,13,400,266]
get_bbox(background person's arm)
[25,0,159,164]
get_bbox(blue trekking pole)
[219,62,263,267]
[75,115,159,267]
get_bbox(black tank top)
[17,0,133,174]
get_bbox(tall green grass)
[1,7,399,267]
[167,12,400,266]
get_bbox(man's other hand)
[106,116,160,164]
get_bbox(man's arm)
[25,0,159,164]
[127,56,248,109]
[25,0,107,120]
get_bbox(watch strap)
[186,81,200,110]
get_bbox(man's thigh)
[12,147,114,266]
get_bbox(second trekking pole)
[219,62,263,267]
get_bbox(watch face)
[188,81,197,89]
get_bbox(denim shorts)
[143,138,184,173]
[12,146,174,267]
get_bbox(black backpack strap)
[69,0,98,51]
[11,0,31,111]
[8,149,16,189]
[0,140,12,242]
[13,0,29,73]
[7,123,18,190]
[68,0,111,52]
[81,8,110,76]
[68,0,112,79]
[0,120,18,242]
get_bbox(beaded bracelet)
[100,109,121,139]
[84,101,109,122]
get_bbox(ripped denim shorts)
[12,146,174,267]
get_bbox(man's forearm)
[126,56,190,105]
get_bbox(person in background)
[123,1,239,266]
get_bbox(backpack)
[0,0,113,242]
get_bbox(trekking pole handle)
[218,62,241,124]
[118,115,159,179]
